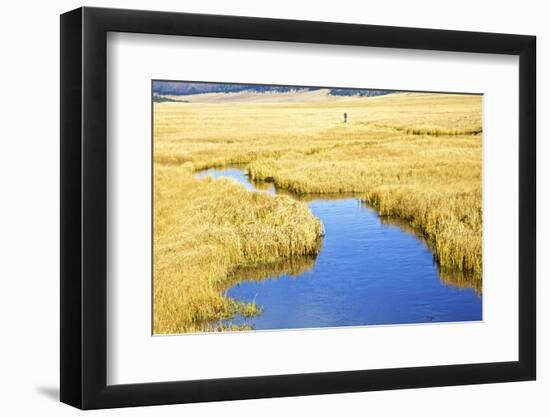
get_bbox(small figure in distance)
[343,112,348,123]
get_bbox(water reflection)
[227,252,320,289]
[376,212,481,295]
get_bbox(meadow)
[153,90,482,334]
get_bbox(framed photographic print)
[60,6,536,409]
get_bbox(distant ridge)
[153,81,392,98]
[330,88,393,97]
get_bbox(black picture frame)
[60,6,536,410]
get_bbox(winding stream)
[196,167,482,330]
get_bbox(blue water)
[196,167,482,330]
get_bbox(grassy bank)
[154,91,482,333]
[154,164,323,334]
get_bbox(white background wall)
[0,0,546,415]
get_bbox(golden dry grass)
[154,164,323,333]
[154,91,482,334]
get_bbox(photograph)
[152,81,483,335]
